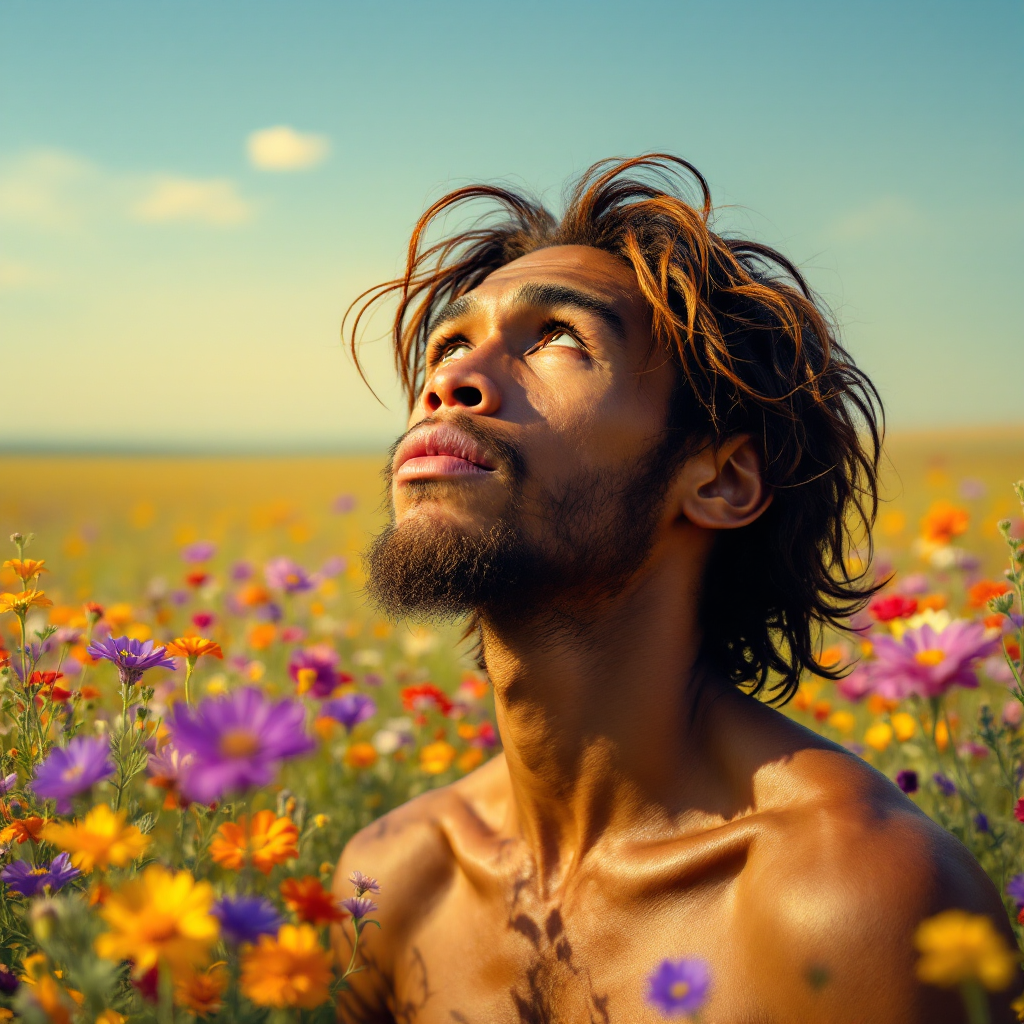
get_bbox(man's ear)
[669,435,772,529]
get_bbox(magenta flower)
[341,896,378,920]
[30,736,114,812]
[646,958,711,1017]
[867,621,998,699]
[289,644,345,699]
[2,852,79,897]
[322,693,377,732]
[168,687,315,803]
[181,541,217,563]
[265,557,315,594]
[86,636,177,687]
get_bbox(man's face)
[366,244,680,618]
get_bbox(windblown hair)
[345,155,883,703]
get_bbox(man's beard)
[364,413,680,623]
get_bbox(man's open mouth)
[393,423,497,482]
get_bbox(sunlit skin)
[333,246,1017,1023]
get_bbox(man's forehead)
[477,244,638,298]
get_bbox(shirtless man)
[332,155,1018,1023]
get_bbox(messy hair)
[345,154,883,703]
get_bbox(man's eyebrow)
[511,282,626,342]
[427,282,626,342]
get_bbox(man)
[332,155,1017,1022]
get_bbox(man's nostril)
[453,386,482,407]
[425,392,442,412]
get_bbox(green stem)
[959,979,991,1024]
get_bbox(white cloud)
[247,126,330,171]
[0,149,97,229]
[131,178,252,225]
[830,196,922,242]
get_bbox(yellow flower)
[891,712,918,742]
[240,924,334,1009]
[209,810,298,875]
[41,804,151,872]
[0,590,53,615]
[420,740,456,774]
[827,710,856,735]
[2,559,48,581]
[95,865,219,976]
[96,1012,126,1024]
[864,721,893,752]
[174,962,227,1016]
[914,910,1018,991]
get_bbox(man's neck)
[479,539,740,890]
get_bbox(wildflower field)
[1,427,1023,1023]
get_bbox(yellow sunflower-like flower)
[41,804,151,872]
[209,810,299,875]
[2,559,48,581]
[0,590,53,615]
[95,865,219,976]
[914,910,1018,991]
[240,924,333,1009]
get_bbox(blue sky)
[1,0,1020,449]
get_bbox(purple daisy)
[213,895,283,944]
[349,870,380,895]
[265,557,315,594]
[341,896,378,920]
[1,852,79,897]
[646,957,711,1017]
[86,636,177,687]
[895,769,918,794]
[168,687,316,803]
[0,773,16,795]
[288,644,343,699]
[30,735,114,812]
[322,693,377,732]
[867,621,998,700]
[1006,875,1024,908]
[933,772,957,797]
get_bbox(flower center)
[670,981,690,1000]
[30,868,49,876]
[914,650,945,667]
[61,764,85,783]
[143,915,181,943]
[219,729,260,758]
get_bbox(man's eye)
[540,331,583,352]
[438,343,470,365]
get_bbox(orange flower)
[344,742,378,769]
[209,811,298,875]
[165,637,223,660]
[968,579,1011,610]
[238,584,271,607]
[2,559,47,581]
[0,816,46,845]
[919,593,948,612]
[247,624,277,651]
[419,741,456,775]
[280,875,345,924]
[0,590,53,616]
[240,924,333,1009]
[174,962,227,1016]
[921,501,969,545]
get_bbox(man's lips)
[393,424,497,482]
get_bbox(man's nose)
[422,351,501,415]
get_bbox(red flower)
[1014,798,1024,823]
[868,594,918,622]
[280,876,345,925]
[401,684,453,716]
[967,579,1011,610]
[186,571,210,588]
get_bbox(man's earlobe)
[676,435,772,530]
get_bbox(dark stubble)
[364,413,681,622]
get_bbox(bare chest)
[385,873,751,1024]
